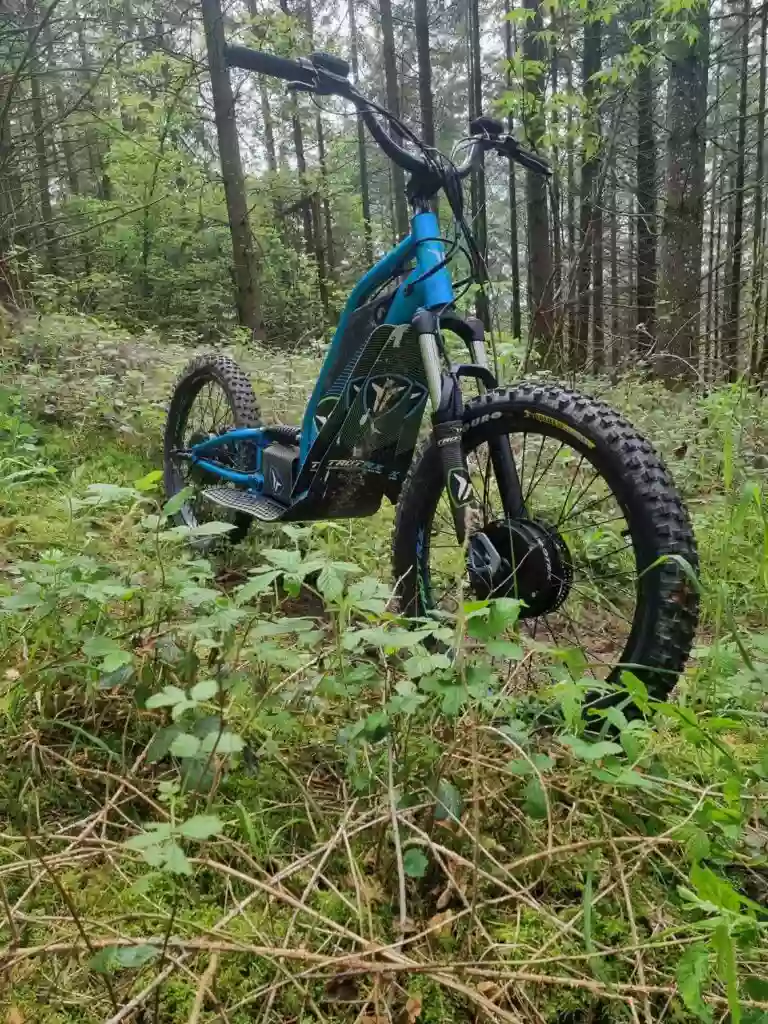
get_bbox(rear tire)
[164,354,261,545]
[392,383,699,702]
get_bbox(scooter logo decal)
[314,394,337,432]
[363,375,410,416]
[448,469,473,506]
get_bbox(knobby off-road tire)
[392,383,699,702]
[164,354,261,545]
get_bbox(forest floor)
[1,311,768,1023]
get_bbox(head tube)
[385,212,454,323]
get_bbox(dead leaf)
[7,1009,25,1024]
[407,995,423,1020]
[395,994,422,1024]
[477,980,502,1000]
[427,910,453,938]
[435,883,452,910]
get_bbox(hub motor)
[467,518,573,618]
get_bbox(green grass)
[1,313,768,1023]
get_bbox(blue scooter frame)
[189,210,453,490]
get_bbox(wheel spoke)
[525,441,566,508]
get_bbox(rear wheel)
[163,354,261,544]
[392,383,699,702]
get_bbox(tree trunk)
[549,25,563,366]
[723,171,735,364]
[523,0,553,342]
[77,22,110,201]
[306,0,334,282]
[574,9,600,371]
[627,192,635,349]
[201,0,263,336]
[704,147,719,378]
[380,0,408,239]
[752,1,767,377]
[244,0,278,174]
[566,39,576,357]
[635,13,656,354]
[610,175,619,355]
[43,19,79,196]
[593,170,604,371]
[468,0,489,324]
[0,50,28,259]
[504,0,521,338]
[27,8,57,274]
[348,0,373,264]
[278,0,315,261]
[703,58,721,380]
[414,0,435,149]
[658,4,709,380]
[259,83,277,173]
[724,0,749,381]
[714,151,725,372]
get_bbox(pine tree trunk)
[566,40,576,357]
[414,0,435,148]
[380,0,408,239]
[593,173,604,371]
[468,0,488,324]
[244,0,278,173]
[752,2,767,377]
[724,0,749,381]
[278,0,315,262]
[42,19,79,196]
[628,192,635,348]
[635,13,656,354]
[306,0,334,280]
[574,9,600,371]
[0,49,28,257]
[27,8,57,274]
[549,28,564,365]
[610,175,619,355]
[703,59,721,380]
[259,83,277,172]
[77,22,110,201]
[523,0,553,342]
[201,0,263,336]
[705,147,719,378]
[348,0,373,264]
[724,171,735,363]
[714,153,725,373]
[504,0,521,338]
[658,3,709,380]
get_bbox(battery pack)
[262,443,298,502]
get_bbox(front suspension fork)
[415,310,526,547]
[464,317,527,521]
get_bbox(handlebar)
[223,43,551,181]
[224,45,317,86]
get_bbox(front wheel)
[392,383,699,702]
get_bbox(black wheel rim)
[420,429,640,687]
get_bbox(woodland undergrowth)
[1,313,768,1023]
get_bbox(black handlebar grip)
[223,45,316,86]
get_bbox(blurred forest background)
[0,0,765,383]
